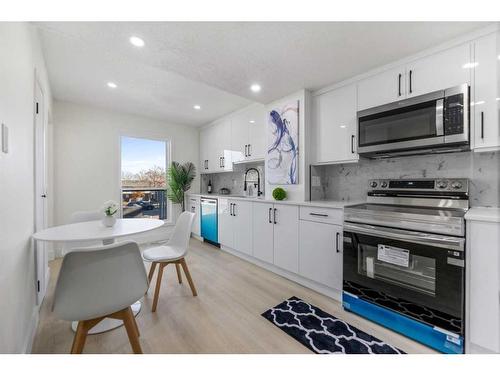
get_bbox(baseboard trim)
[220,245,342,302]
[22,305,40,354]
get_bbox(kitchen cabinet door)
[232,200,253,256]
[314,83,358,163]
[273,204,299,273]
[299,220,342,290]
[357,66,406,110]
[230,110,249,164]
[248,103,267,161]
[252,202,274,264]
[473,32,500,151]
[211,119,233,172]
[467,220,500,353]
[218,198,234,248]
[406,43,471,97]
[199,126,211,172]
[188,196,201,236]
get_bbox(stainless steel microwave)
[357,84,469,158]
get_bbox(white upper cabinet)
[200,125,216,172]
[357,66,406,111]
[473,32,500,152]
[313,83,358,164]
[406,43,471,97]
[357,43,471,111]
[230,103,266,163]
[200,119,233,173]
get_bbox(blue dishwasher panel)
[201,198,218,244]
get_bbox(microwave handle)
[435,98,444,136]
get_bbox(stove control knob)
[451,181,463,190]
[380,181,388,188]
[370,181,378,188]
[436,180,448,189]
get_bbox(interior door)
[34,80,49,305]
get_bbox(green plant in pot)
[166,161,196,212]
[272,187,287,201]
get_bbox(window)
[121,136,169,220]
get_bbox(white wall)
[265,89,312,201]
[52,101,200,242]
[0,23,52,353]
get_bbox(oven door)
[357,92,444,155]
[343,222,465,334]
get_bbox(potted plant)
[101,200,119,227]
[166,161,196,212]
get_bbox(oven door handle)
[343,222,464,251]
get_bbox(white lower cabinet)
[299,220,343,291]
[466,216,500,353]
[273,204,299,273]
[252,202,274,263]
[232,200,253,256]
[187,195,201,236]
[219,199,253,255]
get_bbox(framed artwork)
[266,100,299,184]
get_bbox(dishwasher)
[200,197,218,245]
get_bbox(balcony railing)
[121,187,167,220]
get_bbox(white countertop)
[465,207,500,223]
[187,193,361,209]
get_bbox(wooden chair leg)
[179,258,197,297]
[175,263,183,284]
[148,262,158,285]
[122,307,143,354]
[152,263,165,312]
[71,321,88,354]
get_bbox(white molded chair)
[61,210,103,256]
[142,211,196,312]
[53,241,148,354]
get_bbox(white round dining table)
[32,218,165,335]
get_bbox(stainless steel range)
[342,178,468,354]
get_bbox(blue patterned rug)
[262,296,405,354]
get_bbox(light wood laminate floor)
[32,239,435,354]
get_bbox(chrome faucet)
[243,168,262,197]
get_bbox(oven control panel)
[368,178,469,193]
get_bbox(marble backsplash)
[311,151,500,207]
[200,161,265,196]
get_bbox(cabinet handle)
[351,135,355,154]
[233,203,236,216]
[245,144,248,157]
[248,144,251,156]
[336,232,340,253]
[268,207,272,223]
[409,70,413,94]
[206,160,208,169]
[273,208,277,224]
[309,212,328,217]
[222,156,225,168]
[481,111,484,139]
[398,73,402,97]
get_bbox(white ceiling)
[36,22,489,126]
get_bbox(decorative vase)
[102,215,116,227]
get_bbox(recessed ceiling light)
[107,82,117,89]
[250,84,261,93]
[249,120,255,124]
[462,62,478,69]
[129,36,145,47]
[193,105,201,110]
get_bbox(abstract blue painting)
[266,100,299,185]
